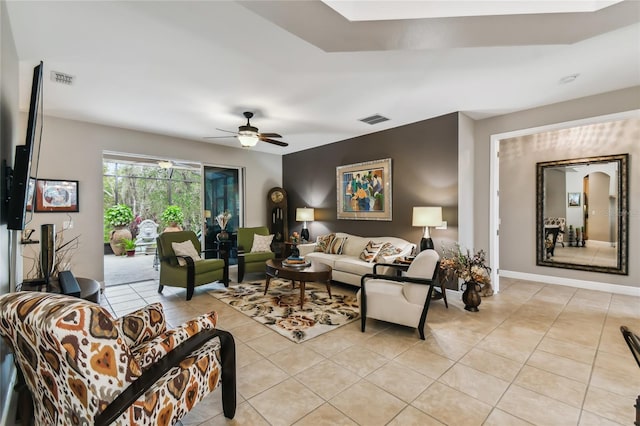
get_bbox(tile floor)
[99,271,640,426]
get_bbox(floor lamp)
[412,207,442,251]
[296,207,314,242]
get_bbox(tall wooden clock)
[267,187,288,255]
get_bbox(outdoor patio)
[103,252,159,287]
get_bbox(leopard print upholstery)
[544,217,566,245]
[0,292,223,425]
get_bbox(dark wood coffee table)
[265,259,332,309]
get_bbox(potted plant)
[105,204,134,255]
[161,205,184,231]
[120,238,137,257]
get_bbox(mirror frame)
[536,153,629,275]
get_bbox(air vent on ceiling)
[359,114,389,125]
[50,71,74,85]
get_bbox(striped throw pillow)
[359,241,385,263]
[328,236,347,254]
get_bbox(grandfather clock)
[267,187,288,257]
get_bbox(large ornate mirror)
[536,153,628,274]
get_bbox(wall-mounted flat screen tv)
[7,61,43,230]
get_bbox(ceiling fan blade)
[259,132,282,138]
[260,137,288,147]
[215,128,238,134]
[203,135,236,139]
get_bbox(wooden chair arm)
[94,329,236,425]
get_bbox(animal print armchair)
[0,292,236,425]
[544,217,566,246]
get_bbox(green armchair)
[157,230,229,300]
[237,226,275,282]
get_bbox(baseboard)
[500,270,640,297]
[0,365,17,426]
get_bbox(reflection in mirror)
[536,154,628,275]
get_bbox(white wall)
[476,86,640,289]
[22,115,282,283]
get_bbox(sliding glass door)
[203,166,242,263]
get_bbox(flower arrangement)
[440,243,493,296]
[216,210,232,230]
[290,231,300,244]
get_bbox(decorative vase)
[109,226,132,256]
[462,281,482,312]
[217,229,229,241]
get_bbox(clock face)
[270,190,284,203]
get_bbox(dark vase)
[462,281,482,312]
[217,230,229,241]
[290,244,300,258]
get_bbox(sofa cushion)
[305,252,339,268]
[334,257,376,276]
[375,242,403,262]
[360,240,385,263]
[328,236,347,254]
[315,233,335,252]
[340,234,371,257]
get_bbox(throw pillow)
[359,240,385,263]
[328,236,347,254]
[114,303,166,348]
[251,234,274,252]
[374,242,402,262]
[172,240,202,266]
[315,233,336,252]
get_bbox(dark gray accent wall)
[283,113,459,246]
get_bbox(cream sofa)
[298,232,416,287]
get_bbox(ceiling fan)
[205,111,288,148]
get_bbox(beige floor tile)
[330,380,406,426]
[497,384,581,425]
[358,330,420,359]
[227,321,272,342]
[526,349,592,383]
[387,406,445,425]
[295,359,361,400]
[419,332,475,361]
[198,401,270,426]
[246,330,298,357]
[365,361,433,403]
[412,382,492,426]
[237,359,289,399]
[583,386,635,425]
[476,325,544,363]
[181,387,225,425]
[268,345,326,375]
[483,409,534,425]
[459,348,523,382]
[438,363,510,405]
[235,342,263,369]
[514,365,587,408]
[579,410,626,426]
[590,365,639,398]
[394,344,455,379]
[537,335,597,365]
[293,403,358,426]
[249,378,324,426]
[331,345,389,377]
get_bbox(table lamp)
[296,207,315,242]
[412,206,442,251]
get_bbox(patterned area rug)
[209,279,359,343]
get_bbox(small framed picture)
[567,192,581,207]
[34,179,79,212]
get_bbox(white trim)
[500,269,640,297]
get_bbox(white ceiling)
[6,0,640,155]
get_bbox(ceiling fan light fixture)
[238,130,259,147]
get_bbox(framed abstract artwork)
[567,192,581,207]
[34,179,79,213]
[336,158,392,221]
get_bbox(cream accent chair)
[357,249,440,340]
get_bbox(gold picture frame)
[336,158,392,221]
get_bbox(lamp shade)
[412,207,442,227]
[296,208,315,222]
[204,210,212,219]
